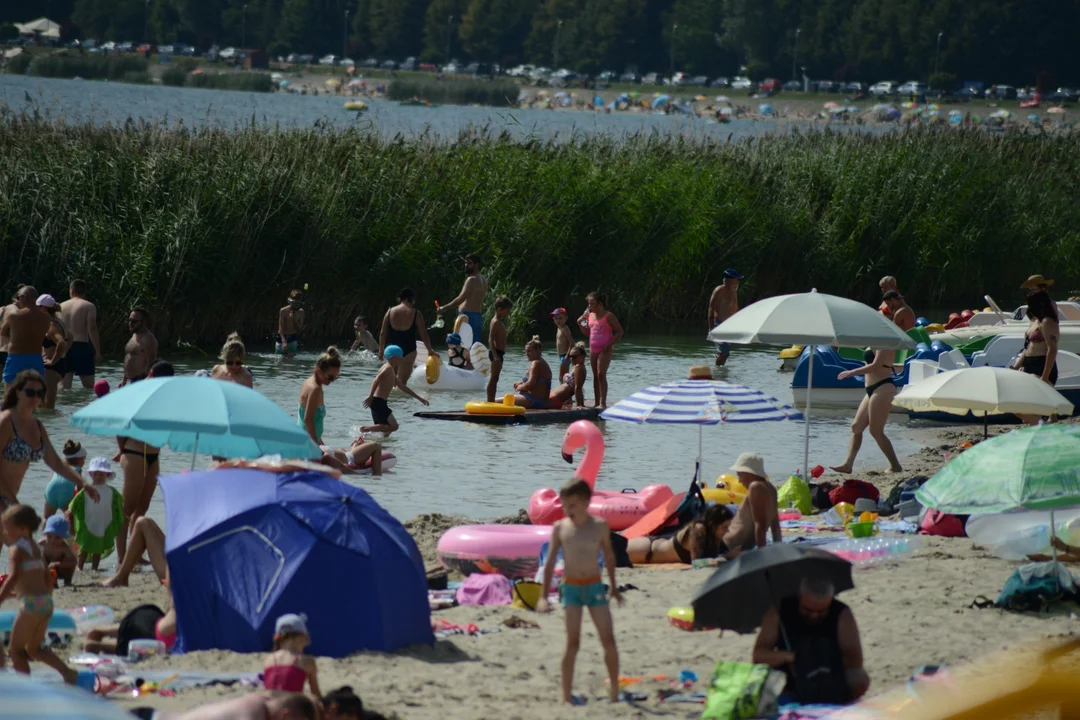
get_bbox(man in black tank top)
[753,578,869,706]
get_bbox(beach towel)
[455,573,512,606]
[69,485,123,557]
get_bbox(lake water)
[2,334,920,574]
[1,73,792,140]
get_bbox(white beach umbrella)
[893,366,1073,437]
[708,290,916,476]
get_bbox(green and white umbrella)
[916,424,1080,515]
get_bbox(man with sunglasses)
[0,285,50,390]
[121,307,158,387]
[754,578,869,706]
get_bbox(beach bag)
[993,564,1079,613]
[810,482,837,511]
[455,573,513,606]
[510,580,544,611]
[919,509,967,538]
[828,480,880,508]
[777,475,813,516]
[702,661,785,719]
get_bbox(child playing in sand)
[38,515,77,586]
[361,345,429,435]
[264,613,321,698]
[42,439,86,519]
[536,478,623,705]
[0,504,79,682]
[69,457,124,571]
[551,308,573,377]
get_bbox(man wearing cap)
[0,285,50,389]
[723,452,781,551]
[881,290,915,332]
[438,254,488,345]
[708,269,743,367]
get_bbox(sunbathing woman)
[627,504,740,565]
[319,434,384,476]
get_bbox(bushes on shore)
[0,117,1077,350]
[186,72,272,92]
[387,78,519,107]
[30,54,148,81]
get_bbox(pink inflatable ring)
[437,525,553,579]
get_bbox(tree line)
[6,0,1079,87]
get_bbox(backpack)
[919,509,967,538]
[828,479,880,508]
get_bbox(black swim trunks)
[370,397,392,426]
[65,341,96,377]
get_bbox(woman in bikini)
[577,292,623,409]
[548,342,587,408]
[1013,290,1060,424]
[0,370,96,541]
[210,333,253,387]
[513,337,552,409]
[379,287,437,387]
[628,504,739,565]
[37,295,69,410]
[830,346,903,474]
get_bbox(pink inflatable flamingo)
[527,420,674,530]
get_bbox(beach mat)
[621,492,686,539]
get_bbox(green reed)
[0,117,1077,352]
[29,54,149,81]
[186,72,272,92]
[386,78,519,107]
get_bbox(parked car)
[400,56,417,71]
[759,78,779,92]
[990,85,1016,100]
[731,76,753,90]
[870,81,898,96]
[782,79,802,92]
[709,77,730,88]
[220,47,243,60]
[597,70,617,83]
[670,72,689,86]
[955,86,982,100]
[507,64,534,77]
[689,75,709,86]
[843,82,865,93]
[419,63,437,72]
[897,81,928,96]
[619,71,641,84]
[158,44,176,55]
[381,59,397,70]
[115,42,135,53]
[1016,87,1035,101]
[318,54,337,66]
[1049,87,1080,103]
[642,72,663,85]
[813,80,840,93]
[361,57,378,67]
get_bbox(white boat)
[930,297,1080,352]
[791,386,908,414]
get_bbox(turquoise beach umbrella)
[71,377,320,467]
[916,425,1080,515]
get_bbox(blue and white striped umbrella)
[0,672,131,720]
[601,379,802,426]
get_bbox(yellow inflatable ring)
[425,354,441,384]
[465,394,525,416]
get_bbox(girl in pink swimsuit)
[263,613,321,697]
[577,292,624,409]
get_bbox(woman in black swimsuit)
[1013,290,1060,424]
[627,504,738,565]
[38,295,68,410]
[379,288,438,387]
[830,347,903,474]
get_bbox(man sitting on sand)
[722,452,781,551]
[754,578,869,706]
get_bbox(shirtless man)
[277,290,306,359]
[0,286,50,390]
[882,290,915,333]
[722,452,782,551]
[121,307,157,386]
[486,296,512,402]
[708,268,743,366]
[0,287,21,371]
[438,254,488,345]
[60,279,103,389]
[877,276,898,319]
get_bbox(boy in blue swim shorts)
[537,478,623,705]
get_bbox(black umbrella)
[691,544,854,632]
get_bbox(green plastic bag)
[702,661,780,719]
[777,474,812,516]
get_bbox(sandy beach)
[14,421,1071,719]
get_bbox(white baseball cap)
[274,613,309,636]
[36,294,58,309]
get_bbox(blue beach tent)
[161,468,432,657]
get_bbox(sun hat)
[1019,274,1054,290]
[723,268,744,280]
[549,307,567,317]
[35,294,58,308]
[730,452,767,479]
[93,378,110,397]
[87,457,114,478]
[446,333,462,346]
[384,345,404,359]
[44,515,70,538]
[688,365,713,380]
[275,613,309,636]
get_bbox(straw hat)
[1020,274,1054,290]
[730,452,767,479]
[688,365,713,380]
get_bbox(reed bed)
[186,72,272,92]
[0,116,1077,350]
[29,55,149,81]
[386,78,519,107]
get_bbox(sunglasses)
[225,360,244,367]
[22,387,45,399]
[323,372,339,383]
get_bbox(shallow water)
[2,333,920,572]
[2,73,830,140]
